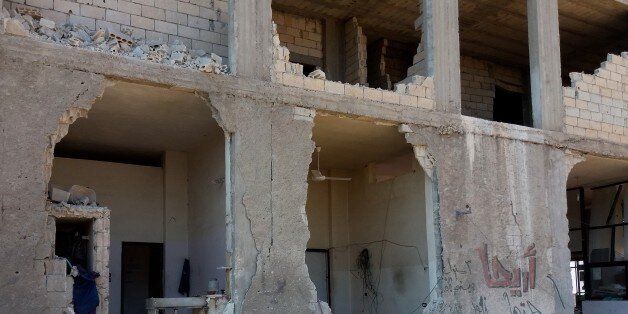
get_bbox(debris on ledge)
[0,7,228,74]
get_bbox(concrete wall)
[405,127,577,313]
[563,53,628,145]
[273,10,323,63]
[347,166,428,313]
[305,164,429,313]
[3,0,229,56]
[187,129,227,295]
[460,55,528,120]
[50,157,165,314]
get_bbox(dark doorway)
[121,242,163,314]
[305,249,330,305]
[493,86,527,126]
[55,219,92,270]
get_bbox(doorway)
[121,242,164,314]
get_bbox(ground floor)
[1,36,627,313]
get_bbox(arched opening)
[566,155,628,312]
[304,114,433,313]
[47,81,230,313]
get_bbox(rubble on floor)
[0,8,227,74]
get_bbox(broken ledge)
[46,201,109,220]
[1,35,626,159]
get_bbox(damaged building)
[0,0,627,313]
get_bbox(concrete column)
[228,0,274,80]
[163,151,190,297]
[422,0,461,113]
[527,0,563,131]
[323,18,344,82]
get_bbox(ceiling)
[311,115,411,170]
[55,81,221,166]
[273,0,628,75]
[567,155,628,189]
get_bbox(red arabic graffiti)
[476,243,536,297]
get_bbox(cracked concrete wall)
[405,124,578,313]
[0,58,105,312]
[209,94,322,313]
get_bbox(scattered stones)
[5,11,228,74]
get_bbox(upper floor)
[1,0,626,144]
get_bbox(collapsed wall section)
[563,53,627,144]
[2,0,229,56]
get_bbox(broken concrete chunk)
[39,18,55,30]
[4,18,30,37]
[68,185,97,206]
[308,69,326,80]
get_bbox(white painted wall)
[51,158,165,314]
[305,164,429,314]
[188,132,227,295]
[163,152,190,298]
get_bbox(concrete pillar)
[323,18,344,82]
[422,0,461,113]
[162,151,190,297]
[228,0,274,80]
[527,0,563,131]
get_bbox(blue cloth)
[72,266,100,314]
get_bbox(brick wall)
[3,0,229,57]
[460,55,527,120]
[344,17,367,85]
[563,53,627,144]
[367,38,415,90]
[272,10,323,62]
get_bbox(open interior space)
[49,81,228,313]
[304,115,431,313]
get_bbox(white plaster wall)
[163,151,190,298]
[50,158,164,314]
[187,132,227,295]
[305,165,428,314]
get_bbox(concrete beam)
[527,0,563,131]
[228,0,274,80]
[422,0,461,114]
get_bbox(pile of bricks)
[460,56,526,120]
[563,53,628,144]
[3,0,229,57]
[272,10,322,60]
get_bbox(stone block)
[418,98,433,110]
[381,90,400,104]
[344,84,363,98]
[130,14,153,29]
[303,77,324,91]
[399,94,418,107]
[283,73,304,88]
[177,1,198,16]
[324,81,344,95]
[54,0,80,13]
[141,4,164,20]
[155,19,176,34]
[45,258,67,275]
[106,9,130,25]
[46,275,67,292]
[117,0,140,15]
[363,87,383,102]
[81,4,105,19]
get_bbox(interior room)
[304,115,431,313]
[566,156,628,312]
[49,82,228,313]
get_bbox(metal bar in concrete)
[527,0,564,131]
[422,0,461,114]
[228,0,274,80]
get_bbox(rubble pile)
[1,7,228,74]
